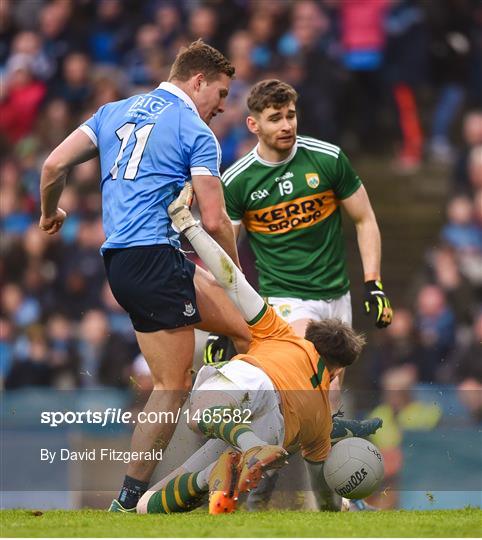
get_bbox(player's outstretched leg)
[194,405,269,450]
[196,407,288,486]
[168,183,265,323]
[190,389,289,497]
[138,449,244,515]
[237,446,289,493]
[143,470,207,514]
[208,449,242,514]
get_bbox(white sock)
[184,225,265,322]
[236,431,268,452]
[196,462,216,490]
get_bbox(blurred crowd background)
[1,0,482,511]
[1,0,482,452]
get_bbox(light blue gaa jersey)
[80,82,221,253]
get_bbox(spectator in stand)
[77,309,133,388]
[0,54,46,143]
[468,145,482,193]
[88,0,131,66]
[5,324,52,389]
[36,97,74,152]
[45,313,80,388]
[368,364,442,509]
[89,70,124,109]
[338,0,390,151]
[59,218,105,319]
[1,282,40,330]
[57,184,81,245]
[365,308,422,390]
[384,0,427,172]
[38,0,74,82]
[247,9,278,71]
[8,30,52,80]
[457,378,482,424]
[446,164,482,289]
[278,0,341,140]
[20,224,59,316]
[425,0,472,163]
[123,24,163,89]
[153,2,183,58]
[431,246,475,329]
[228,30,255,79]
[415,284,456,382]
[8,0,43,30]
[0,159,35,235]
[474,189,482,228]
[0,317,14,388]
[0,0,18,66]
[469,1,482,107]
[441,195,482,254]
[453,312,482,424]
[187,6,220,49]
[211,0,250,52]
[453,111,482,194]
[278,0,328,58]
[211,30,254,166]
[52,52,92,110]
[15,137,42,203]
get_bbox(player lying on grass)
[136,183,381,514]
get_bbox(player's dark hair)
[169,39,235,82]
[247,79,298,114]
[304,319,365,368]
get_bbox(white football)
[323,437,384,499]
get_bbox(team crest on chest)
[279,304,292,318]
[305,172,320,189]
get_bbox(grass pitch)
[1,508,480,537]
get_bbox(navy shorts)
[103,245,201,332]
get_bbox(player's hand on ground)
[203,333,236,365]
[39,208,67,235]
[364,280,393,328]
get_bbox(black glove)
[203,333,236,365]
[364,280,393,328]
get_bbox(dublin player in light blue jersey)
[39,40,251,512]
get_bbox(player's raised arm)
[39,128,98,235]
[169,183,264,322]
[192,175,241,268]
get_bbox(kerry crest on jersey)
[305,172,320,189]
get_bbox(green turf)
[1,509,480,537]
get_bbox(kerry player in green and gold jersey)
[221,79,392,337]
[216,79,393,511]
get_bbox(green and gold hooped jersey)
[222,136,362,300]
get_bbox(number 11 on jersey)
[110,122,154,181]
